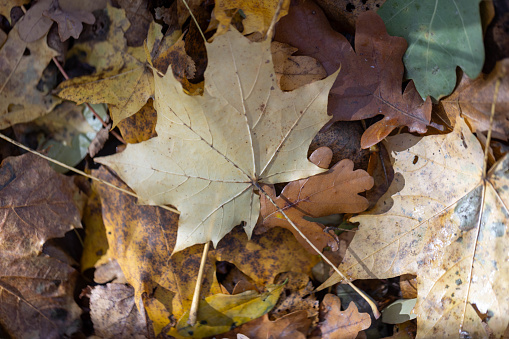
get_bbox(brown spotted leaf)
[319,294,371,339]
[275,0,432,148]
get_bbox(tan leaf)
[17,0,53,42]
[320,118,509,337]
[96,28,338,253]
[0,24,60,129]
[442,58,509,140]
[319,294,371,339]
[258,147,373,254]
[271,41,327,91]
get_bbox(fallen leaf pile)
[0,0,508,338]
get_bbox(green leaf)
[382,299,417,324]
[176,283,285,338]
[378,0,484,100]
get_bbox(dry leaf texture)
[320,118,509,337]
[319,294,371,339]
[275,1,432,148]
[259,147,373,253]
[97,28,338,253]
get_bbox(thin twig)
[0,132,180,215]
[181,0,207,43]
[188,241,211,326]
[265,0,285,40]
[51,56,126,145]
[255,182,381,319]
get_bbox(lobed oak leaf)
[442,58,509,141]
[96,28,339,253]
[320,118,509,337]
[319,294,371,339]
[43,1,96,42]
[258,147,373,254]
[275,1,432,148]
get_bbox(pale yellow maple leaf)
[0,24,60,129]
[96,28,338,253]
[320,118,509,338]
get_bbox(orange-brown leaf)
[319,294,371,339]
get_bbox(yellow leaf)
[0,24,60,129]
[176,283,285,338]
[320,118,509,337]
[96,28,339,253]
[56,5,155,127]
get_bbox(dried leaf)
[116,0,152,47]
[90,283,150,339]
[378,0,484,100]
[0,24,60,129]
[176,283,285,338]
[258,147,373,254]
[271,41,327,91]
[117,98,158,144]
[96,28,338,252]
[56,5,155,127]
[0,0,30,22]
[275,1,432,148]
[43,1,96,41]
[442,58,509,140]
[213,0,290,36]
[17,0,54,43]
[319,294,371,339]
[0,153,83,338]
[320,118,509,337]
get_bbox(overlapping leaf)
[97,28,338,252]
[275,1,432,148]
[378,0,484,100]
[320,118,509,337]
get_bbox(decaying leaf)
[117,98,158,144]
[271,41,327,91]
[96,28,338,253]
[275,1,432,148]
[17,0,54,43]
[0,0,30,22]
[221,310,311,339]
[0,153,83,338]
[56,5,155,127]
[319,294,371,339]
[442,58,509,140]
[213,0,291,37]
[378,0,484,100]
[44,0,96,41]
[177,283,285,338]
[258,147,373,254]
[0,24,60,129]
[320,118,509,337]
[89,283,150,338]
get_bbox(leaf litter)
[0,0,507,338]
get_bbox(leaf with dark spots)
[275,0,432,148]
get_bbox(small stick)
[181,0,207,43]
[265,0,285,40]
[51,56,126,145]
[188,241,211,326]
[0,132,179,215]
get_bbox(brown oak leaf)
[258,147,373,254]
[319,294,371,339]
[275,0,432,148]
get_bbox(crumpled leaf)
[56,5,155,127]
[221,310,311,339]
[258,147,373,254]
[92,167,221,335]
[320,118,509,337]
[442,58,509,140]
[271,41,327,91]
[319,294,371,339]
[275,1,432,148]
[0,24,60,129]
[96,28,338,253]
[89,283,150,339]
[176,283,285,338]
[213,0,290,36]
[0,153,83,338]
[378,0,484,100]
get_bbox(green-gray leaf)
[378,0,484,100]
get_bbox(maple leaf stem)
[0,132,180,215]
[51,56,126,145]
[181,0,207,43]
[482,77,501,179]
[254,182,381,319]
[188,241,211,326]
